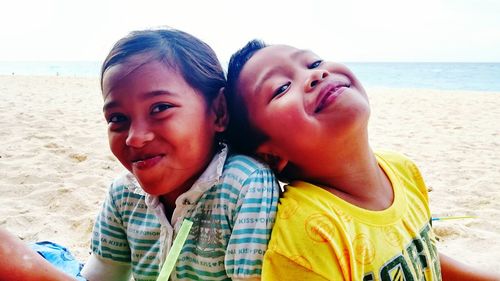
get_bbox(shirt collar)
[173,143,228,206]
[126,144,228,210]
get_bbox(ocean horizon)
[1,61,499,92]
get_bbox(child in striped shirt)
[79,28,279,281]
[0,28,279,281]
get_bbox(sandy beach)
[0,75,499,273]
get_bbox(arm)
[440,253,500,281]
[0,228,77,281]
[225,164,280,280]
[80,183,132,281]
[80,254,131,281]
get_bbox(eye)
[151,103,173,114]
[308,60,323,69]
[272,82,291,99]
[107,114,127,124]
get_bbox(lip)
[131,154,164,170]
[314,81,350,113]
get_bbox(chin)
[135,178,162,195]
[141,186,165,196]
[343,103,370,123]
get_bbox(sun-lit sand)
[368,87,500,272]
[0,75,499,273]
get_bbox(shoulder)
[375,150,428,196]
[224,153,270,171]
[219,154,279,202]
[375,150,415,165]
[107,172,145,200]
[222,153,275,181]
[375,151,421,175]
[269,188,346,266]
[100,173,150,225]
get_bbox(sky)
[1,0,499,63]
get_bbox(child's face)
[102,56,225,198]
[237,45,370,176]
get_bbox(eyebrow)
[252,49,311,95]
[102,90,176,112]
[290,49,310,60]
[253,66,286,96]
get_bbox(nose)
[305,69,329,92]
[125,121,154,148]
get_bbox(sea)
[1,61,499,92]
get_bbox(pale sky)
[1,0,499,63]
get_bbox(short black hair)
[225,39,268,156]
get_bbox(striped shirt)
[83,147,279,281]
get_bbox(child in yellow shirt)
[224,40,499,281]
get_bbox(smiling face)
[102,56,226,201]
[237,45,370,179]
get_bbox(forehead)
[241,45,298,77]
[238,45,312,94]
[102,55,176,97]
[252,44,304,63]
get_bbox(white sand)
[0,76,499,273]
[368,87,500,272]
[0,75,123,260]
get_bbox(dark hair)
[225,39,268,156]
[101,28,225,105]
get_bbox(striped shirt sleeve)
[90,182,132,265]
[225,160,279,279]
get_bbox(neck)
[158,146,219,222]
[159,188,185,223]
[297,135,393,211]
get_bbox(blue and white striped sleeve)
[81,182,132,281]
[225,160,279,279]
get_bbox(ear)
[256,142,288,173]
[211,88,229,132]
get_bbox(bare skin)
[440,253,500,281]
[0,228,77,281]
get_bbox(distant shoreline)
[2,74,500,94]
[2,61,500,92]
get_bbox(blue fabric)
[30,241,86,281]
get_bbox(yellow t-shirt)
[262,151,441,281]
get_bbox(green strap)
[157,219,193,281]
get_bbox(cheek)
[166,115,216,153]
[252,105,308,159]
[108,133,126,158]
[185,124,217,153]
[272,104,306,130]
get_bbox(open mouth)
[315,83,350,113]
